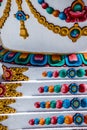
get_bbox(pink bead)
[53,71,59,78]
[56,100,62,108]
[42,3,48,9]
[61,84,69,93]
[34,102,40,108]
[29,119,34,125]
[51,116,57,124]
[38,87,44,93]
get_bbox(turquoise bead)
[50,100,56,108]
[54,85,61,93]
[46,7,54,14]
[59,69,66,78]
[77,69,85,77]
[73,4,82,12]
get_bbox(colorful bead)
[42,3,48,9]
[79,84,86,93]
[29,119,34,125]
[81,98,87,107]
[45,117,51,125]
[48,86,54,93]
[53,71,59,78]
[40,102,45,108]
[69,83,79,94]
[38,87,44,93]
[38,0,44,4]
[34,102,40,108]
[46,7,54,14]
[67,68,76,79]
[45,101,50,108]
[59,69,66,78]
[50,101,56,108]
[39,118,45,125]
[73,113,84,125]
[71,98,81,110]
[63,99,70,108]
[54,85,61,93]
[51,116,57,124]
[64,115,73,124]
[44,86,48,92]
[59,12,67,20]
[56,100,62,109]
[84,115,87,124]
[47,71,53,78]
[57,115,64,124]
[61,84,69,93]
[77,69,85,77]
[34,118,39,125]
[42,71,47,77]
[53,10,60,17]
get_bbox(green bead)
[50,100,56,108]
[59,69,66,78]
[46,7,54,14]
[54,85,61,93]
[73,4,82,12]
[45,117,51,125]
[77,69,85,77]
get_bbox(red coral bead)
[61,84,69,93]
[29,119,34,125]
[56,100,62,108]
[42,3,48,9]
[51,116,57,124]
[34,102,40,108]
[53,71,59,78]
[38,87,44,93]
[79,84,87,93]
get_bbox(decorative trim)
[2,65,29,81]
[0,0,11,29]
[26,0,87,42]
[0,99,16,114]
[34,97,87,110]
[29,113,85,126]
[0,46,87,67]
[0,83,22,97]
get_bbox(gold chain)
[0,0,11,29]
[26,0,87,42]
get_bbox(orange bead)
[42,71,47,77]
[39,118,45,125]
[53,10,60,17]
[49,86,54,93]
[84,115,87,124]
[45,101,50,108]
[64,115,73,124]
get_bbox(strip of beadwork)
[1,111,87,129]
[1,80,87,97]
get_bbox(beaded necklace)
[0,0,11,29]
[37,0,87,23]
[26,0,87,42]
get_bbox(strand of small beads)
[0,0,3,6]
[37,0,67,20]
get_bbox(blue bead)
[57,115,64,124]
[73,113,84,125]
[47,71,53,77]
[63,99,70,108]
[69,83,79,94]
[67,68,76,79]
[71,98,80,110]
[38,0,44,4]
[40,102,45,108]
[44,86,48,92]
[59,12,67,20]
[81,98,87,108]
[34,118,39,125]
